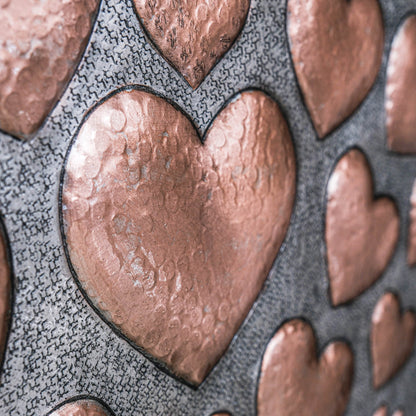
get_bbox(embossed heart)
[386,15,416,153]
[257,319,354,416]
[0,0,99,139]
[61,88,296,385]
[287,0,384,138]
[48,399,111,416]
[326,149,399,306]
[132,0,249,89]
[371,292,415,389]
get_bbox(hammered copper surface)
[374,406,404,416]
[371,292,415,389]
[0,230,10,364]
[49,400,110,416]
[0,0,99,139]
[257,319,353,416]
[326,149,399,306]
[287,0,384,138]
[62,88,296,385]
[407,179,416,266]
[132,0,249,89]
[386,15,416,154]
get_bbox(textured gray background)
[0,0,415,414]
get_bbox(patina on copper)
[374,405,404,416]
[287,0,384,138]
[49,399,110,416]
[386,15,416,153]
[0,0,99,139]
[0,228,11,365]
[132,0,249,89]
[257,319,353,416]
[371,292,415,389]
[407,179,416,266]
[326,149,399,306]
[62,88,296,385]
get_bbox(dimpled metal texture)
[257,319,354,416]
[386,15,416,154]
[371,292,416,389]
[287,0,384,138]
[0,0,99,139]
[374,406,404,416]
[0,228,10,364]
[48,399,111,416]
[326,149,399,306]
[62,88,296,385]
[407,179,416,266]
[132,0,249,89]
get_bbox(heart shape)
[0,0,99,139]
[374,405,404,416]
[371,292,415,389]
[257,319,353,416]
[132,0,250,89]
[0,225,11,369]
[48,399,111,416]
[407,179,416,266]
[61,88,296,385]
[326,149,399,306]
[287,0,384,138]
[386,15,416,153]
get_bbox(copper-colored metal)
[386,15,416,153]
[326,149,399,306]
[132,0,249,89]
[407,179,416,266]
[374,405,404,416]
[0,230,10,364]
[0,0,99,139]
[49,399,110,416]
[257,319,353,416]
[371,292,415,389]
[62,89,296,385]
[287,0,384,138]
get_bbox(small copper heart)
[407,179,416,266]
[0,226,11,368]
[326,149,399,306]
[48,399,111,416]
[287,0,384,138]
[257,319,354,416]
[371,292,415,389]
[386,15,416,153]
[374,405,404,416]
[62,88,296,385]
[0,0,99,139]
[132,0,249,89]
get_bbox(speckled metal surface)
[61,88,295,386]
[0,0,99,139]
[0,0,414,415]
[132,0,250,89]
[47,399,112,416]
[257,319,353,416]
[371,292,415,389]
[385,14,416,154]
[325,149,399,306]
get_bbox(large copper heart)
[0,0,99,139]
[386,15,416,153]
[326,149,399,306]
[371,292,415,389]
[287,0,384,138]
[61,88,296,385]
[257,319,354,416]
[132,0,249,89]
[48,399,111,416]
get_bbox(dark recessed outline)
[45,395,116,416]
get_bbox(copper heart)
[132,0,249,89]
[386,15,416,153]
[48,399,111,416]
[374,405,404,416]
[407,179,416,266]
[326,149,399,306]
[287,0,384,138]
[0,226,11,367]
[371,292,415,389]
[257,319,353,416]
[0,0,99,139]
[62,88,296,385]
